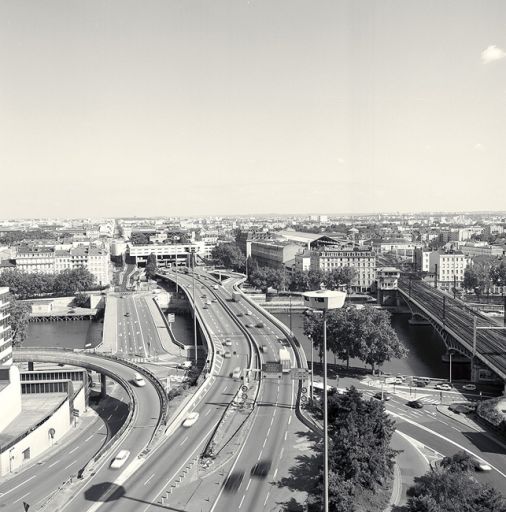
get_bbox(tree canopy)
[145,253,158,280]
[304,306,407,371]
[211,243,246,272]
[405,451,506,512]
[8,295,31,347]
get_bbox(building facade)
[0,288,12,366]
[250,241,302,270]
[428,251,467,289]
[309,245,376,292]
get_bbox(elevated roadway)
[3,350,163,512]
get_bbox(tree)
[8,295,31,347]
[53,268,96,295]
[145,253,158,280]
[288,269,310,292]
[211,243,246,272]
[405,462,506,512]
[304,306,407,371]
[73,292,90,308]
[490,261,506,290]
[326,267,356,290]
[463,267,480,294]
[309,387,398,511]
[130,232,150,245]
[439,451,476,473]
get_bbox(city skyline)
[1,0,506,218]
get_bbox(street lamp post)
[190,248,198,365]
[448,349,454,384]
[302,289,347,512]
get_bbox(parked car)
[462,384,477,391]
[110,450,130,469]
[435,383,452,391]
[182,412,199,427]
[406,400,423,409]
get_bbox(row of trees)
[145,253,158,280]
[0,268,97,299]
[304,305,407,372]
[404,451,506,511]
[463,257,506,297]
[307,387,397,511]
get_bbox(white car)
[435,383,452,391]
[133,372,146,387]
[177,361,192,370]
[182,412,200,427]
[231,367,241,379]
[110,450,130,469]
[224,339,232,346]
[223,351,232,359]
[462,384,477,391]
[472,457,492,471]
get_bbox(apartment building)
[414,248,431,272]
[460,243,504,259]
[309,244,376,292]
[429,251,467,289]
[371,239,421,261]
[127,241,207,266]
[0,288,13,366]
[15,246,55,274]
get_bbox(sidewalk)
[99,293,118,353]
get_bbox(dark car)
[224,471,245,492]
[412,379,427,388]
[373,392,391,401]
[407,400,423,409]
[251,460,271,478]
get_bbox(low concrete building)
[250,241,302,270]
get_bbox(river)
[24,320,103,350]
[273,311,449,379]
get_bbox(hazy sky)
[1,0,506,218]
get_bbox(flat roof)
[0,393,67,448]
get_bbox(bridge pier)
[100,374,107,398]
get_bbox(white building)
[0,288,13,366]
[127,242,207,266]
[428,251,467,289]
[15,247,55,274]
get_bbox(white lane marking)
[205,409,211,416]
[64,461,76,470]
[144,473,155,485]
[239,495,245,508]
[273,467,278,478]
[0,475,37,497]
[13,492,30,504]
[280,447,285,458]
[180,436,189,446]
[246,479,251,491]
[390,411,506,479]
[288,416,292,425]
[68,446,79,455]
[84,434,94,442]
[264,491,270,506]
[284,432,287,441]
[223,386,228,392]
[48,460,60,469]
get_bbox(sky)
[1,0,506,218]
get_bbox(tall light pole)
[190,247,197,364]
[448,349,454,384]
[303,289,347,512]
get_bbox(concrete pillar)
[100,374,107,398]
[28,362,34,371]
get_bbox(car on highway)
[236,312,243,317]
[224,471,245,492]
[206,300,212,305]
[412,379,428,387]
[462,384,477,391]
[133,372,146,387]
[251,460,271,477]
[124,312,130,317]
[406,400,423,409]
[231,367,241,379]
[373,392,391,401]
[177,361,192,370]
[260,345,267,352]
[224,339,232,346]
[223,351,232,358]
[245,323,254,328]
[212,299,217,303]
[213,285,219,289]
[246,310,253,316]
[182,412,200,427]
[435,383,452,391]
[472,457,492,471]
[203,305,208,309]
[110,450,130,469]
[255,322,264,328]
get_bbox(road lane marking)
[284,432,287,441]
[280,447,285,458]
[273,467,278,478]
[68,446,79,455]
[64,461,76,470]
[246,479,251,491]
[239,495,245,508]
[0,476,37,497]
[264,491,270,506]
[48,460,60,469]
[180,436,188,446]
[144,473,155,485]
[13,492,30,504]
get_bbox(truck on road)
[279,348,291,373]
[232,291,241,302]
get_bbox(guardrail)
[151,294,186,350]
[231,283,324,435]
